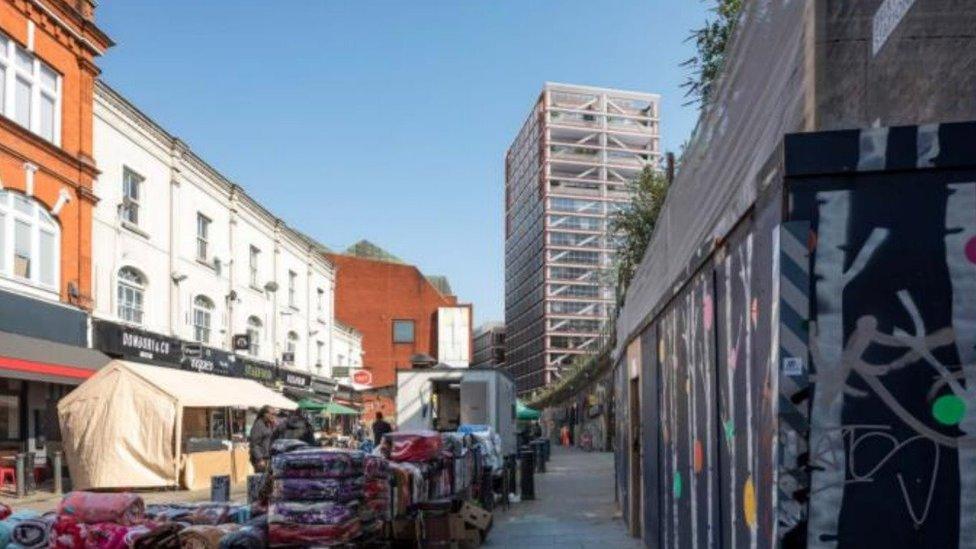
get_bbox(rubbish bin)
[519,446,535,501]
[531,440,545,473]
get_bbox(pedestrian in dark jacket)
[249,405,278,472]
[275,410,316,446]
[372,412,393,446]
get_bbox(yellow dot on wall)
[743,475,757,529]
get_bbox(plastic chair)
[0,466,14,489]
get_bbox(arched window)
[117,267,145,324]
[246,316,262,356]
[286,331,299,363]
[193,296,214,343]
[0,190,59,290]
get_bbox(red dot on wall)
[966,236,976,265]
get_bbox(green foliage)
[609,167,670,304]
[682,0,744,107]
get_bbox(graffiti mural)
[787,173,976,548]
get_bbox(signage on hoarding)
[351,369,372,385]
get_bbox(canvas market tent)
[58,360,295,490]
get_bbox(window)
[393,319,415,343]
[249,246,260,287]
[196,213,210,261]
[288,270,297,308]
[117,267,145,324]
[285,331,298,362]
[246,316,262,356]
[192,295,214,343]
[316,288,324,315]
[0,190,59,289]
[121,168,142,225]
[0,32,61,144]
[316,341,324,367]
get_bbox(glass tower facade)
[504,83,660,393]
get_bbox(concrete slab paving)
[484,446,641,548]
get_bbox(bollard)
[542,438,551,464]
[531,440,545,473]
[53,451,63,495]
[15,453,25,498]
[506,454,517,500]
[519,446,535,500]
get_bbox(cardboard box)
[459,502,492,531]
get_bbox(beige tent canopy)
[58,359,295,490]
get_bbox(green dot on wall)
[673,472,683,499]
[932,394,966,426]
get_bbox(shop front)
[0,290,109,466]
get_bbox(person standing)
[372,412,393,446]
[275,409,316,446]
[249,405,277,472]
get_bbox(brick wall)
[326,253,469,388]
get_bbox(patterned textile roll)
[82,521,130,549]
[10,513,56,548]
[363,454,390,479]
[57,492,145,526]
[271,448,365,479]
[217,525,265,549]
[267,519,361,546]
[272,477,364,502]
[178,524,240,549]
[269,501,359,526]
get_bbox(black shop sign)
[232,358,277,385]
[181,344,235,377]
[94,320,183,367]
[277,369,311,389]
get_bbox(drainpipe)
[168,140,185,336]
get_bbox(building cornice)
[0,117,100,182]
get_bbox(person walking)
[372,412,393,446]
[249,405,278,472]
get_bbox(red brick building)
[326,241,473,390]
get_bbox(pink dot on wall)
[703,294,714,331]
[966,237,976,265]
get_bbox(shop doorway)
[629,375,641,537]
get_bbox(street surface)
[485,446,640,548]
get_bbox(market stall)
[58,360,295,490]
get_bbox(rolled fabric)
[363,454,390,479]
[387,431,443,462]
[187,504,230,526]
[10,513,56,548]
[267,519,361,546]
[178,524,240,549]
[49,515,85,549]
[83,522,130,549]
[217,525,265,549]
[269,501,359,525]
[145,504,195,523]
[271,448,364,479]
[363,478,390,500]
[272,477,364,502]
[270,439,309,456]
[130,522,183,549]
[0,502,12,520]
[57,491,144,525]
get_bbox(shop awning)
[322,401,360,415]
[111,360,297,409]
[517,400,541,420]
[0,331,111,385]
[297,397,329,411]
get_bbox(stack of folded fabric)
[360,454,391,537]
[268,448,367,546]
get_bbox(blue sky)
[97,0,711,324]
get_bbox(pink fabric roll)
[57,492,145,525]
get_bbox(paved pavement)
[484,446,642,549]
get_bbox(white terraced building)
[504,82,660,393]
